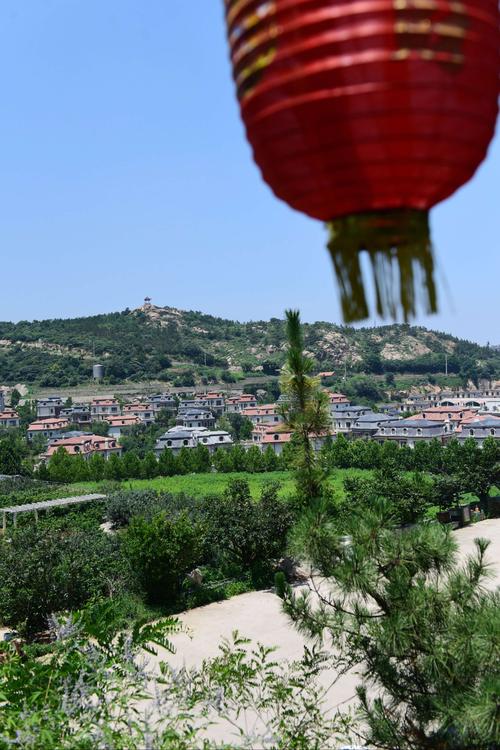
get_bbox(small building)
[155,426,233,457]
[240,404,283,426]
[123,403,156,425]
[107,414,142,437]
[36,396,63,419]
[0,409,20,429]
[90,398,121,421]
[27,417,70,441]
[44,434,122,460]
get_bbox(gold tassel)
[326,210,437,323]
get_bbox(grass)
[67,469,372,501]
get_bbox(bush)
[123,511,202,605]
[0,525,128,637]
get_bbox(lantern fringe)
[326,210,437,323]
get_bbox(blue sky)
[0,1,498,344]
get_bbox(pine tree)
[279,310,331,503]
[277,500,500,749]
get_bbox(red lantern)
[224,0,499,321]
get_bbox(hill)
[0,303,498,388]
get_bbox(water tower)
[93,364,104,381]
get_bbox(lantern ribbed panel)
[225,0,499,222]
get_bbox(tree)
[9,389,21,408]
[263,444,280,471]
[279,310,331,503]
[88,452,106,481]
[0,436,24,475]
[47,447,75,483]
[278,501,500,749]
[0,524,126,637]
[203,479,293,582]
[124,511,201,604]
[103,453,123,481]
[222,413,253,442]
[122,451,142,479]
[191,443,211,473]
[90,420,110,437]
[141,451,159,479]
[245,444,265,473]
[158,448,178,477]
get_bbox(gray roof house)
[36,396,63,419]
[176,409,216,429]
[457,417,500,446]
[331,406,373,434]
[351,412,396,438]
[375,418,451,447]
[155,426,233,457]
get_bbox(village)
[2,377,500,466]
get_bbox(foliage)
[278,502,500,749]
[0,605,347,750]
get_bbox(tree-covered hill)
[0,303,498,387]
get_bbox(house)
[330,406,373,434]
[123,403,156,425]
[176,408,215,429]
[375,418,451,447]
[415,407,479,434]
[261,429,293,456]
[90,398,121,421]
[107,414,142,437]
[351,412,396,439]
[36,396,63,419]
[402,395,434,412]
[147,393,177,413]
[155,426,233,457]
[0,409,20,429]
[44,434,122,460]
[27,417,70,441]
[240,404,283,426]
[60,403,91,427]
[225,394,258,413]
[455,416,500,446]
[328,392,351,410]
[194,392,226,416]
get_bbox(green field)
[67,469,372,500]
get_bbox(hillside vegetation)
[0,303,498,387]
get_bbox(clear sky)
[0,1,498,344]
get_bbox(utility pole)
[445,354,448,377]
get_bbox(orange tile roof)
[28,418,70,431]
[107,415,142,425]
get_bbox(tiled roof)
[28,418,70,431]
